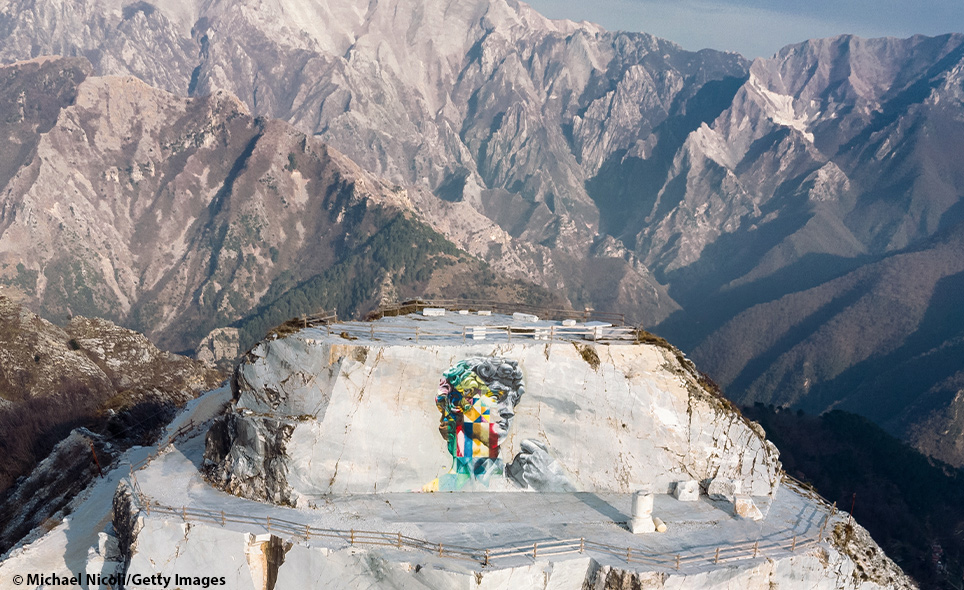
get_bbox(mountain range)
[0,0,963,466]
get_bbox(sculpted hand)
[507,439,575,492]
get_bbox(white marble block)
[674,480,699,502]
[734,495,764,521]
[512,312,539,322]
[707,478,742,502]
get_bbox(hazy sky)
[524,0,964,58]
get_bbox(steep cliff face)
[203,315,781,502]
[0,56,559,357]
[0,0,738,325]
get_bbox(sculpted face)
[436,358,524,469]
[428,356,574,493]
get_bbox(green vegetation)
[41,258,111,322]
[13,263,37,294]
[236,213,466,351]
[743,405,964,589]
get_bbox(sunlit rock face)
[203,314,781,504]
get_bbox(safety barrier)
[317,321,642,345]
[130,488,832,571]
[370,299,626,325]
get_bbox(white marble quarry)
[0,381,916,590]
[674,480,700,502]
[207,315,782,503]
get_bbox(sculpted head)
[436,357,525,466]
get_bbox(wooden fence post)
[88,439,103,477]
[626,547,631,562]
[580,538,585,553]
[533,542,538,558]
[266,516,271,532]
[397,532,402,549]
[714,547,720,564]
[438,543,443,557]
[306,525,311,540]
[791,535,796,552]
[753,541,758,558]
[820,502,836,539]
[484,549,489,566]
[221,511,225,526]
[675,554,681,570]
[350,529,355,545]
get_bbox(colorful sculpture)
[428,357,574,492]
[432,357,523,489]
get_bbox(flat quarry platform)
[135,411,829,574]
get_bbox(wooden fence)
[130,489,832,571]
[370,299,626,325]
[121,374,839,574]
[317,321,642,345]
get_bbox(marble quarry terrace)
[0,310,907,589]
[181,312,852,578]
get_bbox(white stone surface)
[674,480,699,502]
[513,312,539,322]
[734,496,764,521]
[219,322,782,500]
[423,308,446,316]
[632,492,654,517]
[629,516,656,534]
[707,478,742,502]
[0,351,915,590]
